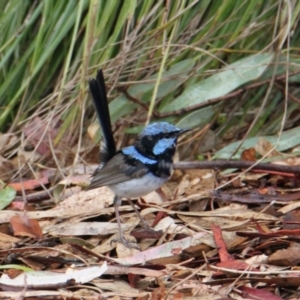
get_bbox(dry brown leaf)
[0,232,21,250]
[8,176,49,191]
[172,206,277,221]
[0,155,15,182]
[154,216,195,235]
[114,232,206,265]
[0,133,18,152]
[182,169,215,195]
[141,190,165,205]
[10,215,43,239]
[268,243,300,266]
[255,137,280,157]
[46,221,139,236]
[92,278,147,297]
[22,116,61,156]
[87,123,100,141]
[278,200,300,214]
[178,215,249,230]
[116,235,140,258]
[0,291,73,299]
[175,174,191,196]
[241,147,256,161]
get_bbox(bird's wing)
[87,153,149,190]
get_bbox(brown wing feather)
[87,153,149,190]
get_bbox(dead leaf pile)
[1,139,300,299]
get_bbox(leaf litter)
[2,127,300,299]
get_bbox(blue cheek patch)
[122,146,157,164]
[153,138,176,155]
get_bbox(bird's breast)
[109,173,167,198]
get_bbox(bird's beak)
[179,128,191,135]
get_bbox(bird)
[87,70,189,249]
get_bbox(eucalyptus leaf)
[260,56,300,82]
[109,59,196,123]
[0,186,16,210]
[214,126,300,159]
[109,94,136,125]
[130,58,196,100]
[176,105,220,129]
[0,264,33,272]
[161,53,274,113]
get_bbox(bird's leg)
[113,197,139,250]
[127,199,163,240]
[127,198,151,230]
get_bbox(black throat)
[131,135,177,178]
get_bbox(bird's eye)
[147,135,154,141]
[168,132,178,138]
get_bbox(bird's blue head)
[140,122,182,137]
[136,122,188,159]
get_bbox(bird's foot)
[111,235,140,250]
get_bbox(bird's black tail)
[89,69,116,163]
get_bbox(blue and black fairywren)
[87,70,188,248]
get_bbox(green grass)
[0,0,299,172]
